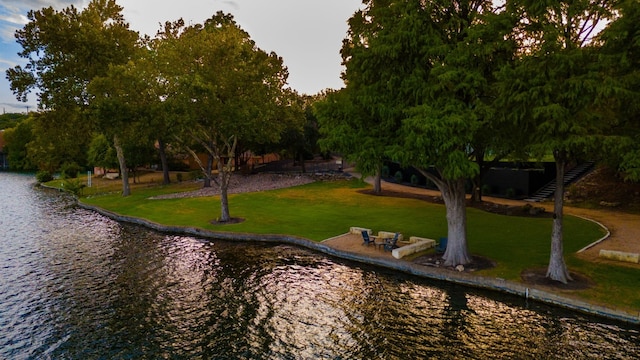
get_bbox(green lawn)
[78,178,639,313]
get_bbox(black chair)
[435,237,447,254]
[383,233,399,252]
[361,230,378,246]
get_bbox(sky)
[0,0,362,114]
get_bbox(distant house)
[0,130,7,170]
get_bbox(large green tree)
[398,0,518,267]
[330,0,516,266]
[160,12,298,222]
[597,0,640,181]
[5,0,138,173]
[88,52,162,196]
[497,0,615,283]
[317,0,431,194]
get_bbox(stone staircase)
[525,161,595,202]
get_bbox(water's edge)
[72,195,639,325]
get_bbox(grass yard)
[75,176,639,313]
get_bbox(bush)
[506,187,516,198]
[60,162,82,179]
[482,184,492,195]
[63,178,86,196]
[394,170,403,183]
[36,170,53,183]
[410,174,419,186]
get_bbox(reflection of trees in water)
[330,268,452,358]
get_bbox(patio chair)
[435,237,447,254]
[361,230,379,246]
[383,233,399,252]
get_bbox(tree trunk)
[471,150,485,203]
[218,157,232,222]
[471,174,482,203]
[158,138,170,185]
[440,178,472,266]
[373,164,382,194]
[203,153,214,188]
[299,152,306,173]
[546,150,572,283]
[113,134,130,197]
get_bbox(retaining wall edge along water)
[77,201,639,325]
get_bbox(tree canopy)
[321,0,519,266]
[6,0,139,177]
[497,0,616,283]
[157,12,301,221]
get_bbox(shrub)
[410,174,419,186]
[482,184,492,195]
[394,170,403,183]
[506,187,516,198]
[63,178,86,196]
[176,173,183,182]
[60,162,81,179]
[36,170,53,183]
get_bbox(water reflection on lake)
[0,172,638,359]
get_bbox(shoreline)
[77,200,640,325]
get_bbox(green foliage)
[59,162,82,179]
[6,0,138,109]
[62,178,86,196]
[314,88,388,179]
[88,133,117,170]
[35,170,53,183]
[0,113,27,130]
[482,184,492,195]
[597,1,640,182]
[154,12,295,219]
[2,117,35,171]
[6,0,139,175]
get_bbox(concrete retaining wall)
[599,250,640,264]
[377,231,403,241]
[392,238,436,259]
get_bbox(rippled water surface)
[1,172,638,359]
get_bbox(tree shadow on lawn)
[359,189,553,218]
[413,254,496,273]
[210,217,245,225]
[520,268,594,290]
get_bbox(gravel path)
[150,173,315,199]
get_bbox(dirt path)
[354,175,640,267]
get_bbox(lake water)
[1,172,638,359]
